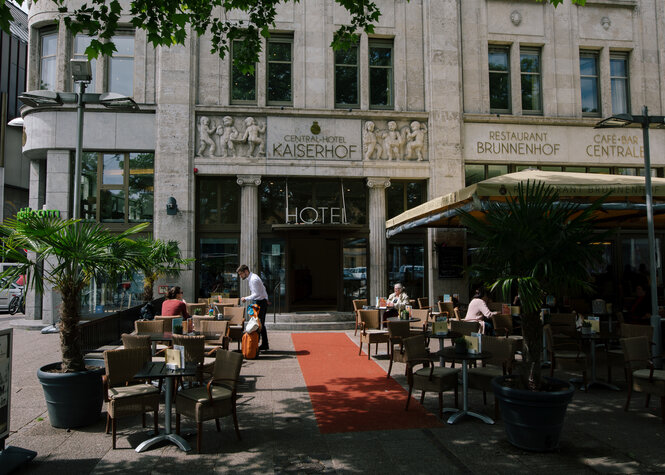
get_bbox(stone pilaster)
[25,159,46,321]
[367,177,390,303]
[237,175,261,298]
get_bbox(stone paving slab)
[2,315,665,474]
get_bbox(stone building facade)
[20,0,665,321]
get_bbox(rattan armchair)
[200,320,230,354]
[224,306,246,351]
[175,350,244,452]
[387,320,411,378]
[103,348,160,449]
[621,336,665,423]
[352,299,368,336]
[607,323,654,383]
[171,334,216,386]
[358,309,389,360]
[544,324,588,389]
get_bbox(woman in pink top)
[161,286,189,319]
[464,287,497,335]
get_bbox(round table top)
[427,331,461,340]
[436,347,492,361]
[575,330,620,341]
[386,317,420,323]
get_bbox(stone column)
[25,159,46,320]
[367,178,390,304]
[237,175,261,298]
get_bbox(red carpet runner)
[292,332,443,434]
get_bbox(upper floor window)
[520,48,541,114]
[108,33,134,97]
[489,46,510,113]
[580,51,600,116]
[386,180,427,219]
[267,35,292,105]
[230,40,256,104]
[39,31,57,90]
[335,44,359,108]
[198,177,240,226]
[464,164,509,187]
[611,53,629,115]
[72,34,96,92]
[369,39,393,109]
[81,151,154,224]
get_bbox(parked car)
[0,278,22,312]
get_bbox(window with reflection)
[108,33,134,97]
[580,51,600,116]
[386,180,427,220]
[39,31,57,90]
[72,34,96,92]
[343,237,368,311]
[231,40,256,104]
[610,53,629,115]
[198,177,240,226]
[520,48,541,114]
[80,152,154,224]
[335,44,359,108]
[369,39,393,109]
[387,241,425,302]
[259,178,367,225]
[199,238,240,298]
[267,35,292,105]
[489,46,510,112]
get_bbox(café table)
[426,331,461,366]
[571,330,620,391]
[435,347,494,425]
[139,332,223,356]
[134,361,197,453]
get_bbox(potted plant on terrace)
[458,181,606,451]
[0,214,157,428]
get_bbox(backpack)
[140,302,155,320]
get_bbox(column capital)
[237,175,262,187]
[366,177,391,189]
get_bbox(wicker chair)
[417,297,431,310]
[438,301,457,319]
[352,299,368,336]
[135,319,166,334]
[544,324,588,389]
[172,334,216,386]
[103,348,160,449]
[121,332,167,358]
[387,320,412,378]
[607,323,654,383]
[155,315,182,332]
[175,350,244,453]
[403,335,459,418]
[186,302,209,317]
[224,306,246,351]
[358,309,389,360]
[200,320,230,354]
[410,309,430,334]
[192,315,215,332]
[621,336,665,423]
[450,320,480,336]
[490,314,523,353]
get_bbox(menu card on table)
[432,317,448,335]
[465,333,482,354]
[165,345,185,369]
[501,304,511,316]
[586,316,600,333]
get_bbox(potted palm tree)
[458,181,607,451]
[0,214,156,428]
[136,238,193,303]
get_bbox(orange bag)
[242,332,260,359]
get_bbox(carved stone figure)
[236,116,266,157]
[363,121,383,160]
[215,116,239,158]
[383,121,407,160]
[197,116,216,156]
[405,120,428,161]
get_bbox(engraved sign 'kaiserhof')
[267,117,362,161]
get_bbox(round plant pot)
[37,362,104,429]
[492,375,574,452]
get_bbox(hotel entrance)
[289,235,339,310]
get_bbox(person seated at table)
[464,287,497,335]
[161,286,190,319]
[384,283,410,319]
[626,282,651,325]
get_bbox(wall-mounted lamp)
[166,197,178,215]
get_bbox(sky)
[9,0,29,14]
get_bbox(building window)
[72,34,96,92]
[198,177,240,226]
[386,180,427,219]
[81,152,154,224]
[108,33,134,97]
[580,51,600,116]
[369,39,393,109]
[335,44,359,108]
[39,31,57,90]
[489,46,510,113]
[230,40,256,104]
[464,164,509,187]
[520,48,541,114]
[611,53,629,115]
[267,35,292,105]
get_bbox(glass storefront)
[343,237,368,310]
[260,238,286,311]
[387,238,425,302]
[199,237,240,298]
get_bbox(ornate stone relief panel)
[362,119,428,161]
[196,115,266,158]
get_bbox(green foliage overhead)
[2,0,585,73]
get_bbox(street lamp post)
[19,59,139,220]
[596,106,665,367]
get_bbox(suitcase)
[242,331,260,359]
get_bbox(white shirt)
[245,272,268,301]
[464,298,495,322]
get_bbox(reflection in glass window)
[611,53,629,115]
[580,51,600,115]
[260,238,286,303]
[40,31,57,90]
[108,34,134,97]
[520,48,541,114]
[489,46,510,112]
[198,177,240,225]
[387,241,425,301]
[231,40,256,104]
[81,152,98,220]
[73,34,96,92]
[199,238,240,298]
[369,40,393,109]
[335,45,359,108]
[128,153,154,222]
[100,189,125,223]
[621,237,663,292]
[267,36,292,105]
[102,153,124,185]
[465,164,485,186]
[386,180,427,220]
[343,237,368,311]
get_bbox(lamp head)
[98,92,139,111]
[18,90,63,108]
[166,197,178,215]
[70,59,92,83]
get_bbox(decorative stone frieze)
[363,120,428,161]
[197,115,266,158]
[510,10,522,26]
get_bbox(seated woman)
[464,287,497,335]
[626,282,651,324]
[384,283,409,319]
[161,286,190,319]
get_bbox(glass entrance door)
[288,235,340,311]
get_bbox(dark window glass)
[267,37,292,104]
[386,181,427,219]
[487,164,508,179]
[199,238,240,298]
[369,41,393,109]
[465,164,485,186]
[489,47,510,112]
[231,40,256,103]
[100,189,126,223]
[335,45,359,107]
[40,32,57,90]
[102,153,124,185]
[387,241,425,302]
[128,153,154,222]
[81,152,98,220]
[343,237,367,311]
[198,177,240,225]
[580,52,600,115]
[520,49,541,114]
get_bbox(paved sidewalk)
[3,318,665,474]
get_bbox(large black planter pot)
[37,362,104,429]
[492,375,575,452]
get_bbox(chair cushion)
[633,369,665,383]
[109,384,160,399]
[554,350,585,360]
[177,385,233,403]
[413,366,459,392]
[632,369,665,395]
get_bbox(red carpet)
[292,332,444,434]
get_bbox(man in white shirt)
[237,264,270,350]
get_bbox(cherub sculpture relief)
[236,116,266,157]
[363,121,383,160]
[405,120,428,161]
[383,120,408,160]
[215,116,239,158]
[197,116,216,156]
